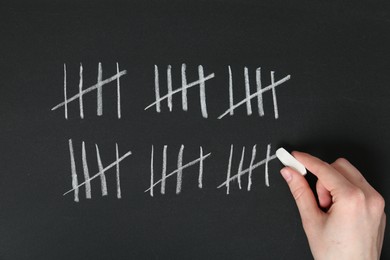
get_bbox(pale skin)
[280,151,386,260]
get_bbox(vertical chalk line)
[198,65,208,118]
[144,151,211,193]
[68,139,79,202]
[150,145,154,197]
[116,62,121,119]
[166,65,173,112]
[237,146,245,190]
[82,141,91,199]
[244,67,252,115]
[176,145,184,194]
[247,145,257,191]
[161,145,167,194]
[97,62,103,116]
[256,67,264,116]
[167,65,173,111]
[154,65,161,112]
[95,144,108,196]
[64,149,132,196]
[181,63,188,111]
[116,143,121,199]
[79,63,84,119]
[63,64,68,119]
[228,66,234,116]
[198,146,204,189]
[265,144,271,187]
[217,74,290,119]
[225,145,234,195]
[271,71,279,119]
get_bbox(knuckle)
[314,161,330,176]
[347,188,366,204]
[369,194,385,212]
[292,186,307,201]
[333,157,349,167]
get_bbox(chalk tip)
[276,147,307,176]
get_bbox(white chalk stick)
[276,147,307,175]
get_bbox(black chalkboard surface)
[1,1,389,259]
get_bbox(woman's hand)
[280,152,386,260]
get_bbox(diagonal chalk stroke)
[52,68,127,111]
[144,72,215,111]
[217,149,277,190]
[218,74,290,119]
[145,152,211,193]
[63,149,132,196]
[217,153,277,188]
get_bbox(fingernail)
[280,168,292,182]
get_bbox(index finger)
[292,151,354,193]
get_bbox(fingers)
[281,150,386,259]
[331,158,372,194]
[316,160,361,210]
[280,167,323,227]
[316,180,332,209]
[330,158,384,206]
[292,151,355,197]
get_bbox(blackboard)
[1,1,389,259]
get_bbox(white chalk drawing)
[64,139,132,202]
[144,64,215,118]
[218,66,291,119]
[145,145,211,196]
[52,63,127,119]
[52,63,292,200]
[217,144,277,194]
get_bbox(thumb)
[280,167,323,228]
